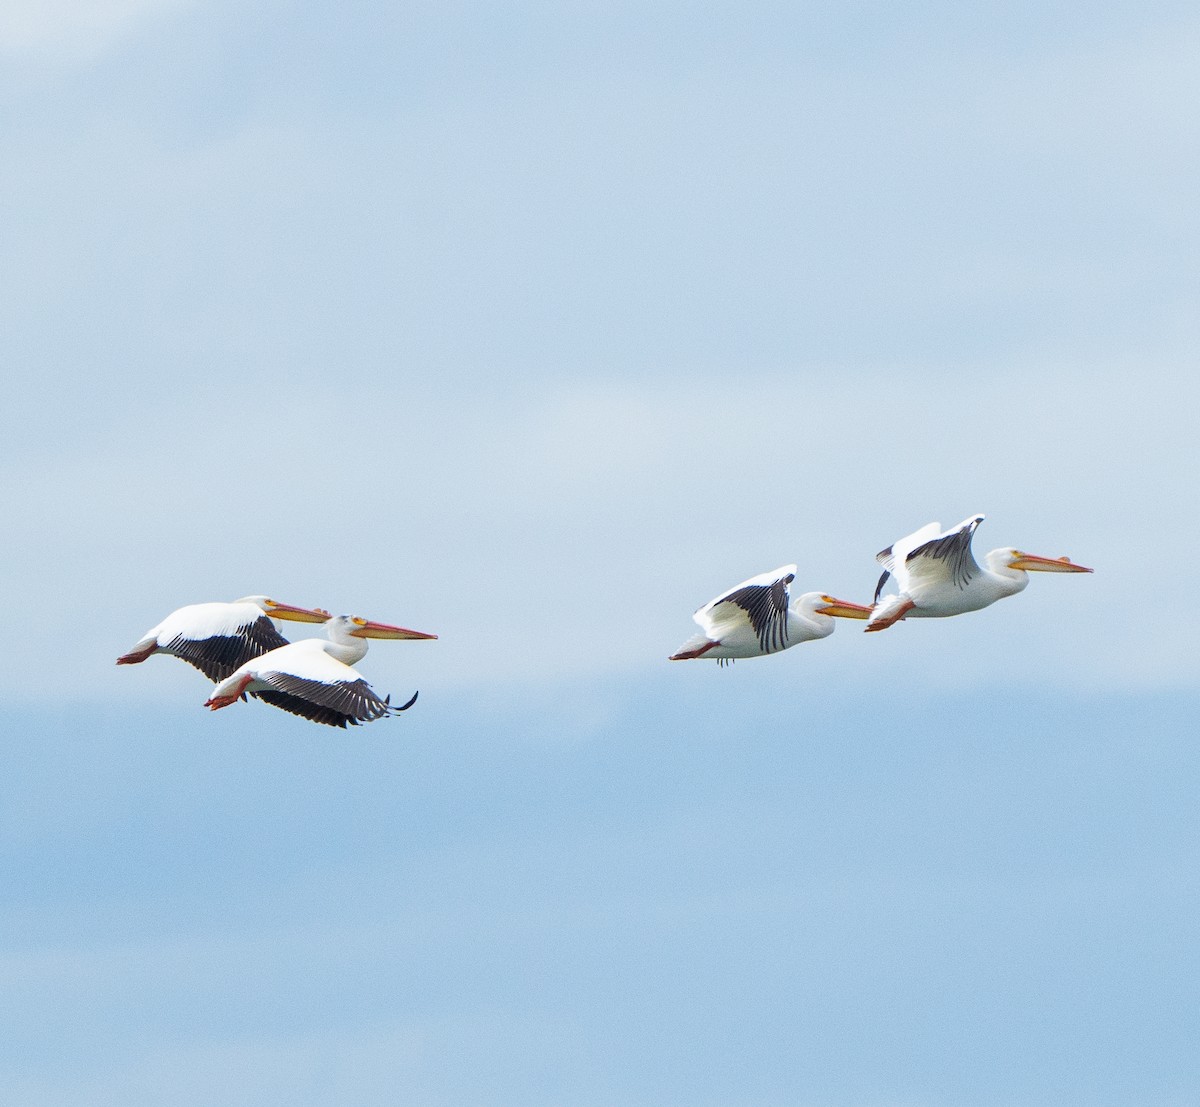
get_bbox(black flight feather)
[907,517,982,591]
[716,572,793,653]
[253,673,418,728]
[164,615,289,683]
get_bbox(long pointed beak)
[1008,552,1094,574]
[349,618,438,640]
[816,595,873,620]
[263,601,334,623]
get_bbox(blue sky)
[1,1,1197,1103]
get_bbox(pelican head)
[792,591,873,639]
[237,596,332,622]
[812,594,873,620]
[1007,550,1093,574]
[325,613,438,642]
[985,549,1094,576]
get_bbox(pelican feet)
[864,597,915,633]
[204,674,254,710]
[669,640,721,660]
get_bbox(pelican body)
[670,564,872,662]
[205,613,437,727]
[117,596,331,682]
[867,515,1093,632]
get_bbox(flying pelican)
[204,613,437,727]
[669,565,872,662]
[117,596,332,682]
[866,514,1093,632]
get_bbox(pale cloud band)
[0,0,193,63]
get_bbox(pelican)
[669,565,872,662]
[204,613,437,727]
[866,514,1093,632]
[117,596,331,682]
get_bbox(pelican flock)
[117,513,1091,723]
[205,614,436,728]
[119,600,437,728]
[669,512,1091,664]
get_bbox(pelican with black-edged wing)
[866,514,1093,632]
[204,613,437,727]
[117,596,331,681]
[670,565,873,662]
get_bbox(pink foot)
[669,640,721,660]
[204,674,253,710]
[865,598,915,633]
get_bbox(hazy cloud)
[0,0,195,64]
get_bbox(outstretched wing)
[875,521,940,574]
[251,648,418,728]
[162,606,290,683]
[254,683,418,728]
[697,565,796,654]
[873,522,939,602]
[903,514,984,593]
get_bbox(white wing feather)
[244,639,363,684]
[879,523,941,589]
[152,601,267,645]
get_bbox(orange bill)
[1008,553,1093,574]
[816,595,873,619]
[349,617,438,640]
[262,600,335,623]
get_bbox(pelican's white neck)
[982,548,1031,596]
[789,593,836,640]
[323,616,370,666]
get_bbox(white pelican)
[204,613,437,727]
[670,565,872,662]
[866,514,1093,632]
[117,596,331,682]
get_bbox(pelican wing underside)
[253,671,415,728]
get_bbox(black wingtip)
[393,690,419,713]
[873,569,891,605]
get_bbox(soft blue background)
[2,1,1196,1103]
